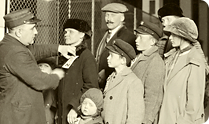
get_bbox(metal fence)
[8,0,160,55]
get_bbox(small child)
[38,57,58,124]
[69,88,104,124]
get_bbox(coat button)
[201,113,204,117]
[106,122,109,124]
[109,96,113,100]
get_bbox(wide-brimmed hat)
[3,8,41,29]
[135,21,163,40]
[63,19,92,38]
[164,17,198,43]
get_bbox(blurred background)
[0,0,209,121]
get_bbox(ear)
[79,32,85,39]
[121,56,127,65]
[150,37,157,46]
[15,28,22,38]
[120,14,125,22]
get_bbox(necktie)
[106,31,111,42]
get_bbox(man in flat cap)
[131,21,165,124]
[57,19,99,124]
[0,9,76,124]
[102,38,145,124]
[95,2,137,90]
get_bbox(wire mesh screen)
[9,0,68,45]
[9,0,161,53]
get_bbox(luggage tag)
[62,56,79,69]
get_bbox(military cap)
[158,3,184,21]
[101,3,128,13]
[3,8,41,29]
[106,39,136,62]
[135,21,163,40]
[63,19,92,38]
[164,17,198,43]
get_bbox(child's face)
[38,63,53,74]
[81,98,97,116]
[107,51,122,68]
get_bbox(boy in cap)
[57,19,99,124]
[102,39,145,124]
[38,57,58,124]
[158,17,205,124]
[0,8,75,124]
[95,2,137,90]
[68,88,104,124]
[131,21,165,124]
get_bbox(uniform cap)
[135,21,163,40]
[3,8,41,29]
[164,17,198,43]
[106,39,136,62]
[63,19,92,38]
[80,88,103,112]
[101,3,128,13]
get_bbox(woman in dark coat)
[57,19,99,124]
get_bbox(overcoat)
[158,47,205,124]
[131,46,165,124]
[0,34,60,124]
[102,67,145,124]
[95,26,136,88]
[57,46,99,124]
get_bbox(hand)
[58,45,76,59]
[67,109,78,124]
[51,68,65,80]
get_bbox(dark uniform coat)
[57,46,99,124]
[0,34,60,124]
[95,26,136,89]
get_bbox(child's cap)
[80,88,103,112]
[37,57,57,69]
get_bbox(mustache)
[106,21,114,24]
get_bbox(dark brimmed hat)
[106,39,136,63]
[63,19,92,38]
[158,3,184,21]
[37,57,57,69]
[3,8,41,29]
[101,3,128,13]
[80,88,103,112]
[135,21,163,40]
[164,17,198,43]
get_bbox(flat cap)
[101,3,128,13]
[3,8,41,29]
[63,19,92,38]
[106,39,136,61]
[158,3,184,20]
[135,21,163,40]
[164,17,198,43]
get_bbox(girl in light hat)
[158,17,205,124]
